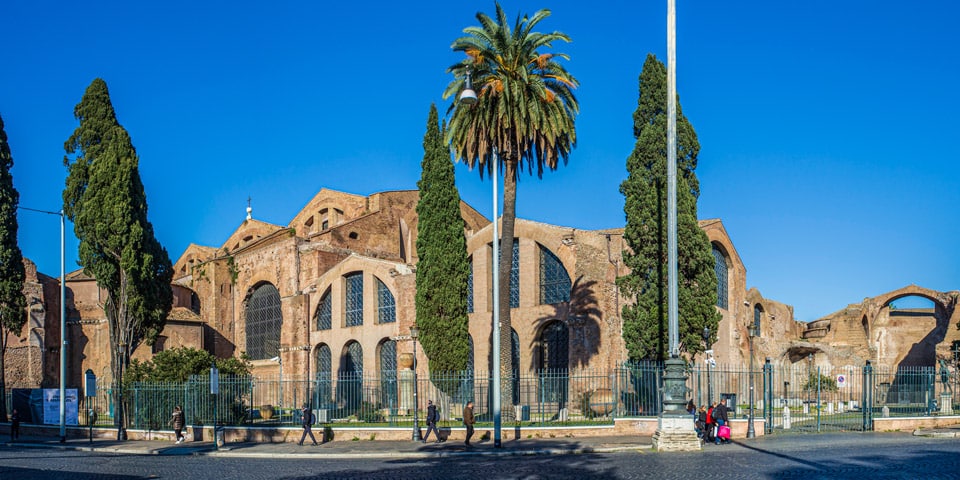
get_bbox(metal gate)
[761,361,874,433]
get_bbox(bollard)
[882,405,890,418]
[782,406,791,429]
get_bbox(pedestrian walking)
[298,404,318,446]
[463,401,475,447]
[10,409,20,441]
[695,405,707,439]
[168,406,185,444]
[422,400,440,443]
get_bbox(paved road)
[2,432,958,479]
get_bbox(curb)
[912,429,960,438]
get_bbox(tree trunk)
[499,160,518,421]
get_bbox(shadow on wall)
[530,276,602,369]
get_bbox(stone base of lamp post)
[941,393,954,415]
[652,357,701,452]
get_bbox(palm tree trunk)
[498,160,518,420]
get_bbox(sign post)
[85,369,96,444]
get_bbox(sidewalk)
[912,423,960,438]
[3,433,653,458]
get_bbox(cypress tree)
[618,54,721,362]
[63,79,173,438]
[0,113,27,423]
[415,104,471,381]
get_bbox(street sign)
[836,374,847,388]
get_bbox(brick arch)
[864,285,958,327]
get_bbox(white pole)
[666,0,679,357]
[491,147,501,448]
[60,209,66,442]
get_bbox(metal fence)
[4,361,958,434]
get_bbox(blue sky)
[2,1,957,321]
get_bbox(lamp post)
[747,324,757,438]
[410,325,421,442]
[18,206,66,442]
[458,70,502,448]
[703,326,713,405]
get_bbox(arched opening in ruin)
[879,294,946,368]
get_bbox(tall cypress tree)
[0,113,27,423]
[618,54,720,362]
[415,104,471,380]
[63,79,173,438]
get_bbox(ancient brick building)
[7,188,959,392]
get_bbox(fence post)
[816,366,821,432]
[862,360,873,431]
[763,357,772,434]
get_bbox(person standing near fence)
[462,401,475,447]
[169,406,185,444]
[713,398,730,445]
[422,400,441,443]
[298,404,318,446]
[10,409,20,441]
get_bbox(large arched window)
[379,339,398,407]
[376,278,396,324]
[344,272,364,327]
[539,245,571,305]
[245,283,282,360]
[539,321,569,405]
[315,289,332,330]
[712,244,729,310]
[338,341,363,408]
[315,344,332,406]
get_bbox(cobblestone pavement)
[2,432,960,479]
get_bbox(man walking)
[298,404,318,446]
[463,401,475,447]
[422,400,440,443]
[714,398,730,445]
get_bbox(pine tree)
[63,79,173,438]
[0,113,27,423]
[618,54,720,362]
[415,104,471,382]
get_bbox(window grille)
[245,283,282,360]
[512,328,521,404]
[510,240,519,308]
[345,272,363,327]
[754,304,763,337]
[315,344,332,405]
[712,244,729,309]
[539,246,571,305]
[315,290,332,330]
[539,321,569,404]
[338,341,363,408]
[467,259,474,313]
[379,340,398,408]
[377,279,396,324]
[344,341,363,375]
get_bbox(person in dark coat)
[10,409,20,441]
[714,398,730,445]
[462,401,475,447]
[168,406,185,444]
[422,399,440,443]
[298,405,318,446]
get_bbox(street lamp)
[458,68,502,448]
[410,325,421,442]
[703,326,713,405]
[18,206,66,442]
[747,324,758,438]
[211,361,219,450]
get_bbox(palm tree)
[443,3,579,414]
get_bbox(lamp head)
[459,70,478,105]
[410,325,419,339]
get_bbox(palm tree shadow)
[529,276,603,369]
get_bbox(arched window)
[338,341,363,408]
[376,278,395,324]
[712,244,729,309]
[467,258,474,314]
[539,321,569,405]
[753,304,763,337]
[510,240,520,308]
[315,344,332,406]
[539,245,571,305]
[511,328,520,404]
[315,289,332,330]
[344,272,363,327]
[379,339,398,408]
[245,283,282,360]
